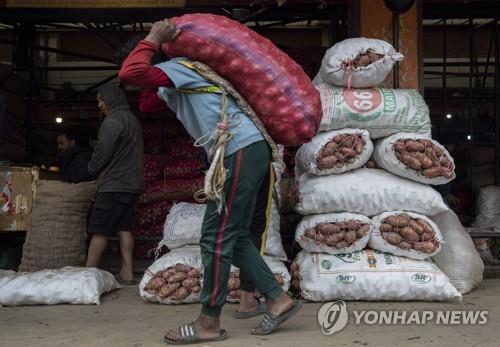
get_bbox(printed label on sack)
[342,89,383,122]
[336,274,356,284]
[334,252,362,263]
[412,273,432,284]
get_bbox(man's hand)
[145,19,181,46]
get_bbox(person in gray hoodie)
[86,84,144,285]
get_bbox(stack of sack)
[138,164,290,304]
[289,38,483,302]
[128,100,206,259]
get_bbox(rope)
[194,91,232,214]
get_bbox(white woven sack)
[370,211,444,260]
[316,83,431,139]
[373,132,455,185]
[295,213,372,254]
[295,250,461,302]
[139,246,203,305]
[431,211,484,294]
[0,267,120,306]
[159,202,287,261]
[296,129,373,176]
[472,186,500,230]
[318,37,404,88]
[293,168,449,216]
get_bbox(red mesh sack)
[162,13,322,146]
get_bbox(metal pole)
[469,18,474,192]
[392,12,399,88]
[442,18,447,142]
[495,17,499,184]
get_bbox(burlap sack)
[19,180,96,272]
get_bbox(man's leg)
[238,165,275,313]
[86,234,108,267]
[164,141,275,342]
[118,231,134,281]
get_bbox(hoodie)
[55,144,93,183]
[88,84,144,194]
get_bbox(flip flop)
[115,274,137,286]
[233,300,267,319]
[164,322,227,345]
[251,302,303,336]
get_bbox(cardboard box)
[0,166,38,232]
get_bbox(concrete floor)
[1,279,499,347]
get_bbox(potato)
[170,287,190,300]
[340,136,355,148]
[147,277,164,290]
[421,231,435,242]
[318,223,338,234]
[275,275,285,286]
[400,227,420,242]
[394,141,406,153]
[401,153,422,170]
[168,272,188,283]
[323,141,339,155]
[384,232,403,245]
[182,278,199,289]
[367,50,383,63]
[318,155,338,169]
[439,156,451,167]
[354,138,364,154]
[440,167,453,178]
[304,228,316,239]
[416,218,434,233]
[191,285,201,293]
[423,167,442,178]
[414,152,433,169]
[398,241,412,250]
[408,220,424,235]
[315,233,325,244]
[333,134,344,143]
[159,282,181,299]
[405,140,425,152]
[346,220,360,230]
[174,263,189,273]
[380,223,392,233]
[414,241,436,254]
[357,224,370,238]
[435,147,444,157]
[344,230,357,243]
[334,241,348,249]
[347,158,356,164]
[163,268,176,281]
[187,269,201,278]
[340,147,356,158]
[385,215,409,227]
[334,152,345,162]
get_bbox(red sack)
[133,200,173,229]
[162,159,206,179]
[132,223,164,237]
[162,13,322,146]
[137,177,203,205]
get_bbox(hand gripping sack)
[162,13,322,146]
[373,133,456,185]
[292,168,449,216]
[296,129,373,176]
[318,37,404,88]
[294,250,461,302]
[295,213,372,255]
[139,246,203,305]
[0,267,120,306]
[370,211,444,260]
[316,83,431,139]
[431,211,484,294]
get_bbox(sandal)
[251,302,303,336]
[164,322,227,345]
[233,299,267,319]
[115,274,137,286]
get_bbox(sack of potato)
[292,249,461,302]
[296,129,373,176]
[295,213,372,254]
[139,246,203,304]
[373,133,455,185]
[291,168,449,216]
[227,256,290,303]
[370,211,443,260]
